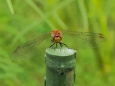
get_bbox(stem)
[44,47,76,86]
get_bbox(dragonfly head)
[51,30,62,38]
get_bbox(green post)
[44,47,76,86]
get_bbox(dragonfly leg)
[56,43,58,48]
[59,42,63,48]
[49,42,55,48]
[60,42,68,48]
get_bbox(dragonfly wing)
[62,31,106,49]
[12,32,50,61]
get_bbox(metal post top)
[45,47,76,57]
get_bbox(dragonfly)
[12,30,105,60]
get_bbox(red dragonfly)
[12,30,105,60]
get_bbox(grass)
[0,0,115,86]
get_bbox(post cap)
[45,47,76,57]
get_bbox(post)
[44,47,76,86]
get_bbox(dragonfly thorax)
[53,36,62,43]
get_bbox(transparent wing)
[62,31,106,49]
[12,30,106,61]
[12,32,51,61]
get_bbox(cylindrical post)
[44,47,76,86]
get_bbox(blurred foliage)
[0,0,115,86]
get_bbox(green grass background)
[0,0,115,86]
